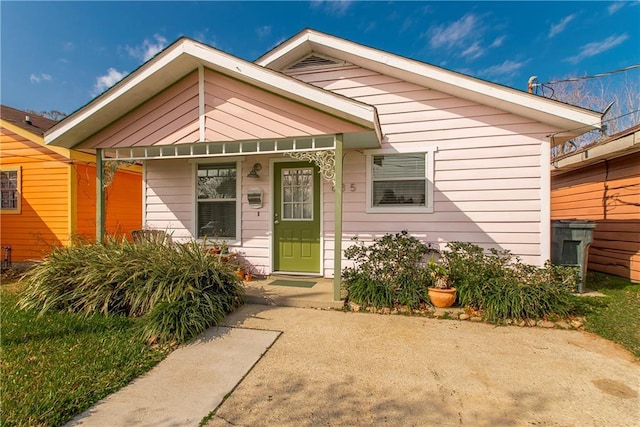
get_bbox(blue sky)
[1,1,639,116]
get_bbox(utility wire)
[540,64,640,85]
[547,108,640,139]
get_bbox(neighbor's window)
[196,163,237,240]
[1,167,21,213]
[367,151,435,213]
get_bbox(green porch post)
[333,134,344,301]
[96,148,105,242]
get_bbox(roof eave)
[47,38,381,149]
[256,30,601,142]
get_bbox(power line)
[541,64,640,85]
[547,108,640,139]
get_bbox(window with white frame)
[366,150,435,213]
[1,167,21,213]
[196,163,237,239]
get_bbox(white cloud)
[565,33,629,63]
[608,2,625,14]
[125,34,168,62]
[256,26,271,39]
[479,59,528,77]
[63,41,74,52]
[428,14,479,49]
[548,14,576,38]
[490,35,505,48]
[30,73,52,84]
[310,0,352,16]
[92,68,127,96]
[461,41,483,60]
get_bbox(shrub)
[342,231,430,309]
[18,237,244,344]
[441,242,578,322]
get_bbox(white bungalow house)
[45,29,602,299]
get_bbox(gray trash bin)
[551,220,596,293]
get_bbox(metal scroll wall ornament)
[286,150,336,186]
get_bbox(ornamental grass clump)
[342,231,430,309]
[18,236,244,344]
[440,242,579,322]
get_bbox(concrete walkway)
[210,305,640,427]
[65,302,640,427]
[65,326,280,427]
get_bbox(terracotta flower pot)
[428,287,457,308]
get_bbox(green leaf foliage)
[441,242,579,322]
[342,231,431,309]
[17,236,244,344]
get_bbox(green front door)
[273,161,321,273]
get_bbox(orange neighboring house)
[551,124,640,282]
[0,105,142,263]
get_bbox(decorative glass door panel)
[273,162,320,273]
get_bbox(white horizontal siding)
[144,159,194,239]
[286,63,557,268]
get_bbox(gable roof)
[46,38,381,149]
[1,105,57,136]
[0,105,99,163]
[256,29,602,144]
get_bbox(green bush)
[342,231,430,309]
[18,237,244,344]
[441,242,578,322]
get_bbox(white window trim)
[365,147,437,214]
[191,157,244,245]
[1,166,21,214]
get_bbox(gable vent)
[286,54,342,70]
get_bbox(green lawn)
[1,281,170,427]
[580,272,640,359]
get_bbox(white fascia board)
[552,130,640,173]
[255,32,311,70]
[183,42,377,129]
[259,30,601,135]
[47,43,189,148]
[47,38,379,149]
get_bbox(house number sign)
[332,183,357,192]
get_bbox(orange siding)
[74,164,142,240]
[1,129,70,261]
[551,152,640,282]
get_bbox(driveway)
[210,304,639,427]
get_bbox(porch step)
[242,276,344,310]
[245,292,345,309]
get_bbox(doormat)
[269,279,316,288]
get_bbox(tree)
[27,110,68,121]
[537,70,640,160]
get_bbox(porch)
[242,275,344,309]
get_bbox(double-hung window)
[196,163,237,240]
[366,150,435,213]
[1,167,21,214]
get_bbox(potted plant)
[426,259,457,308]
